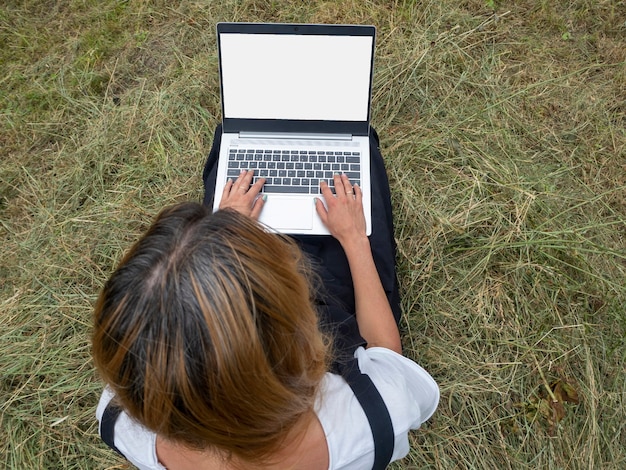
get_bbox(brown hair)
[92,203,330,463]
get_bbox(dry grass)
[1,0,625,468]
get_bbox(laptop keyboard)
[227,148,361,194]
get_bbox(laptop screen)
[219,33,373,122]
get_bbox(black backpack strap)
[100,402,124,457]
[341,358,394,470]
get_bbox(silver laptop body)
[213,23,376,235]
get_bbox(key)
[263,186,309,194]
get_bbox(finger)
[239,169,254,191]
[319,180,334,200]
[250,194,267,219]
[340,173,354,197]
[334,173,346,198]
[222,178,234,199]
[354,183,363,204]
[231,170,247,191]
[248,177,266,197]
[314,197,328,225]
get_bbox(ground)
[1,1,625,468]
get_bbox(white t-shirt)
[96,347,439,470]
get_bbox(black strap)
[100,402,124,456]
[340,358,395,470]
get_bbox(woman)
[93,127,439,469]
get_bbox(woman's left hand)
[219,170,266,219]
[315,173,366,248]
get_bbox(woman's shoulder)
[315,347,439,469]
[355,346,440,421]
[96,387,164,470]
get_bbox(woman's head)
[92,203,329,461]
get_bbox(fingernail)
[262,194,268,202]
[227,178,232,183]
[313,197,318,204]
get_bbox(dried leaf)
[560,382,580,404]
[550,400,566,423]
[551,379,580,405]
[537,398,552,421]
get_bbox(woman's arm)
[315,174,402,354]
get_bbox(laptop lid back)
[217,23,376,136]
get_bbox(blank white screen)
[220,33,373,121]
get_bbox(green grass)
[1,0,625,468]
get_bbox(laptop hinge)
[239,132,353,141]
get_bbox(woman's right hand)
[219,170,266,219]
[314,173,367,247]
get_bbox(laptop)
[213,23,376,235]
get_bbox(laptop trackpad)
[261,197,313,230]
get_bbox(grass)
[1,0,624,468]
